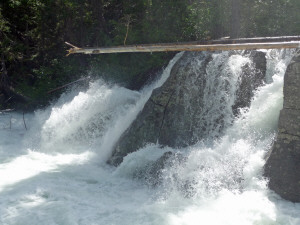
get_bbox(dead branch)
[65,36,300,55]
[47,77,89,94]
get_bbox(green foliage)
[1,0,300,109]
[236,0,300,37]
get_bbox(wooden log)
[204,35,300,44]
[67,42,300,55]
[66,36,300,55]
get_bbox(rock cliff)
[264,50,300,202]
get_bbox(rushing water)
[1,50,300,225]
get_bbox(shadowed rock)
[232,50,266,114]
[109,50,266,166]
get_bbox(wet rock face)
[109,50,266,166]
[232,50,266,114]
[108,52,211,166]
[264,51,300,202]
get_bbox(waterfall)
[0,50,300,225]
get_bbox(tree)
[230,0,241,38]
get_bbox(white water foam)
[1,50,300,225]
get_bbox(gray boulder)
[108,51,211,166]
[109,50,266,166]
[264,50,300,202]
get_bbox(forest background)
[1,0,300,110]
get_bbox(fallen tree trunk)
[66,36,300,55]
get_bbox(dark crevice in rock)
[149,98,164,107]
[283,107,299,110]
[157,89,176,142]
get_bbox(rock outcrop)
[264,50,300,202]
[109,50,266,166]
[232,50,266,114]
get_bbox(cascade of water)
[115,51,259,195]
[194,51,251,140]
[0,50,300,225]
[24,52,184,160]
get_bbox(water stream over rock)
[1,50,300,225]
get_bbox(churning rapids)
[1,50,300,225]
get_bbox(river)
[0,49,300,225]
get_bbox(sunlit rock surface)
[265,50,300,202]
